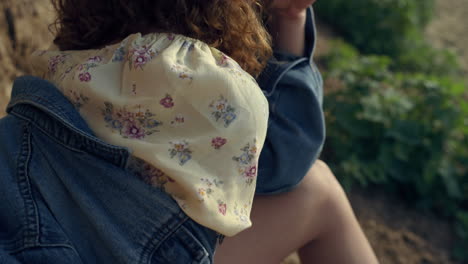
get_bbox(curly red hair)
[50,0,272,77]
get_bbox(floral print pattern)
[170,114,185,126]
[132,83,137,95]
[216,53,230,68]
[32,32,269,236]
[112,45,127,62]
[170,63,193,80]
[48,54,68,74]
[197,177,224,202]
[127,157,175,190]
[215,50,253,83]
[76,56,103,83]
[102,102,162,139]
[68,90,90,109]
[79,72,92,82]
[169,140,193,165]
[218,201,227,216]
[211,137,227,149]
[233,203,249,224]
[128,45,158,70]
[233,140,258,185]
[160,94,175,108]
[58,64,77,82]
[209,95,237,127]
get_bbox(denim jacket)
[0,7,324,263]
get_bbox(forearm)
[269,10,307,56]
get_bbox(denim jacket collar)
[7,75,131,168]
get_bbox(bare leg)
[214,160,379,264]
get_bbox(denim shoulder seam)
[10,243,80,255]
[10,101,130,152]
[11,111,89,154]
[9,97,94,140]
[10,105,131,168]
[15,123,40,249]
[8,94,69,123]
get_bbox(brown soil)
[349,188,458,264]
[0,1,464,264]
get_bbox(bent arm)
[256,6,325,194]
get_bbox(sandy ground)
[0,0,53,117]
[0,1,465,263]
[426,0,468,75]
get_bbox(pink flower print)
[211,137,227,149]
[49,62,58,74]
[134,55,149,68]
[244,165,257,178]
[48,54,67,74]
[124,122,145,139]
[160,94,174,108]
[79,72,92,82]
[233,140,258,185]
[129,45,157,70]
[218,54,229,67]
[101,102,161,139]
[87,56,102,63]
[218,202,227,216]
[167,34,175,41]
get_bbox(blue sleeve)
[255,7,326,195]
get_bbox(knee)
[288,160,351,236]
[298,160,346,206]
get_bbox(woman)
[0,0,378,263]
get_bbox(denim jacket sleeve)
[255,6,325,194]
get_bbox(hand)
[270,0,317,19]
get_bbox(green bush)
[313,0,462,76]
[321,40,468,259]
[314,0,434,56]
